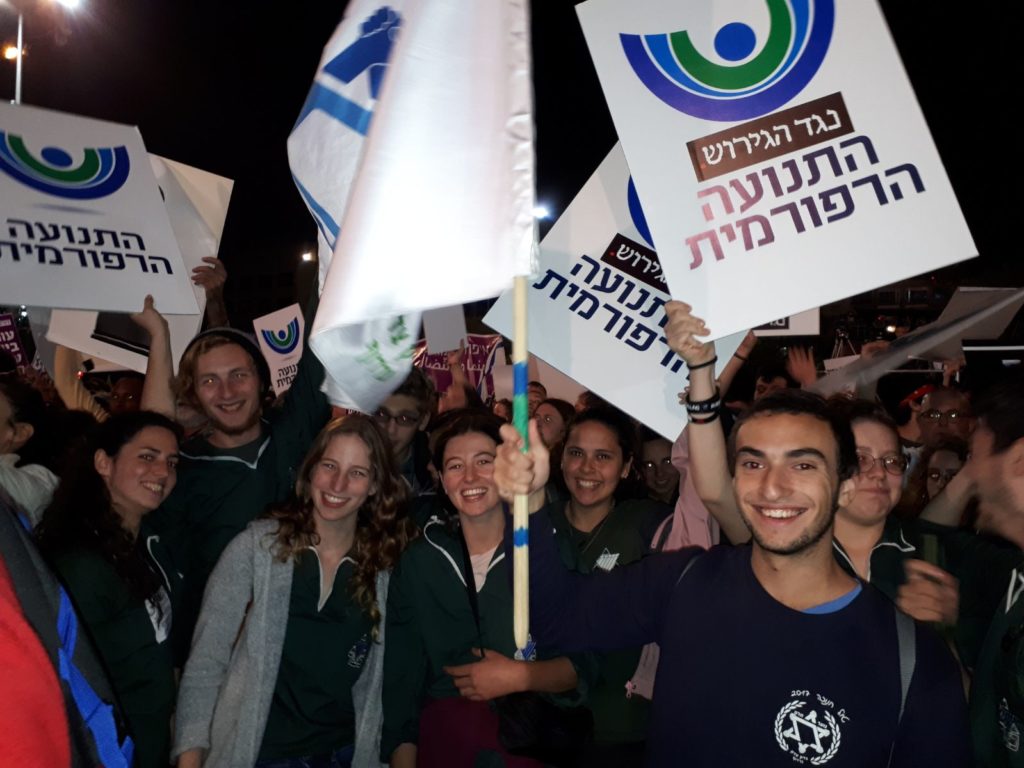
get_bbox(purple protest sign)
[0,313,28,367]
[412,333,504,400]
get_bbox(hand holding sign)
[130,294,169,340]
[663,301,714,367]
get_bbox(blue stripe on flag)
[513,527,528,547]
[294,82,373,136]
[293,174,340,248]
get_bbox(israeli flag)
[288,0,535,413]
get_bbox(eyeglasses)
[641,457,674,472]
[374,409,420,428]
[920,409,968,425]
[927,468,960,485]
[856,452,908,476]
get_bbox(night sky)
[1,0,1015,334]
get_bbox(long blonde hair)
[265,414,416,633]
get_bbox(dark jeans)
[254,744,354,768]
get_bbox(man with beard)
[493,302,968,766]
[150,328,330,659]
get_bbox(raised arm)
[130,295,176,419]
[663,302,750,544]
[52,344,108,421]
[192,257,229,329]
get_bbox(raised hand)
[495,421,549,504]
[191,256,227,295]
[130,295,169,339]
[786,346,818,388]
[663,301,715,367]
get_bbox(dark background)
[1,0,1017,356]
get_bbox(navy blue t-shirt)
[514,508,970,767]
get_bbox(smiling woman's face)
[841,420,904,527]
[441,431,502,520]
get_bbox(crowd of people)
[2,278,1024,768]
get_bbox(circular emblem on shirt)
[774,690,847,765]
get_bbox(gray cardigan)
[172,519,387,767]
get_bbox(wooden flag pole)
[512,274,530,653]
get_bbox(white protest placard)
[485,144,742,440]
[254,304,306,396]
[0,103,198,314]
[813,288,1024,395]
[577,0,976,341]
[422,304,469,354]
[921,288,1024,362]
[46,156,233,374]
[754,307,819,336]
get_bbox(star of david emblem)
[782,709,831,755]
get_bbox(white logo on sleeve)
[774,691,848,765]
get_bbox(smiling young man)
[494,302,969,766]
[149,327,330,659]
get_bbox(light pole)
[3,0,82,105]
[13,10,21,103]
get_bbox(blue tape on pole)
[513,361,529,394]
[513,527,529,547]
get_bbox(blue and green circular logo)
[261,319,300,355]
[620,0,833,121]
[0,132,131,199]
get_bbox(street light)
[3,0,83,105]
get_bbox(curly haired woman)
[174,414,416,768]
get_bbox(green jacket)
[150,342,329,661]
[832,515,919,603]
[51,530,180,768]
[381,516,591,760]
[549,498,668,746]
[971,557,1024,767]
[834,517,1017,670]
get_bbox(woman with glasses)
[825,398,922,598]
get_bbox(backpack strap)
[56,583,135,768]
[886,610,917,767]
[894,611,916,720]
